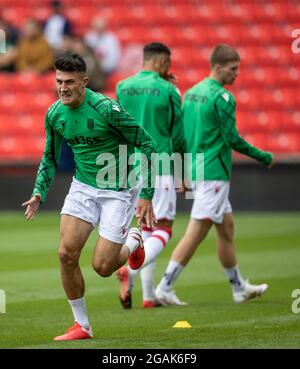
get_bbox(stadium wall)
[0,163,299,211]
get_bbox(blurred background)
[0,0,299,211]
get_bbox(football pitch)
[0,211,300,349]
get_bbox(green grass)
[0,211,300,348]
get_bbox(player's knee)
[221,233,233,244]
[218,227,234,243]
[58,245,80,265]
[92,261,113,277]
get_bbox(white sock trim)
[224,265,245,292]
[125,235,139,254]
[159,260,184,291]
[68,297,90,329]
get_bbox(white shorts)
[61,178,140,244]
[152,175,176,220]
[191,181,232,224]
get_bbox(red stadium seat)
[235,89,262,110]
[243,133,268,151]
[282,110,300,132]
[0,137,18,162]
[10,92,54,114]
[102,90,116,99]
[236,111,250,133]
[0,93,18,112]
[43,73,56,92]
[9,73,41,92]
[106,72,132,91]
[115,26,150,45]
[14,114,45,136]
[224,3,256,23]
[268,134,300,154]
[0,74,12,92]
[2,7,32,26]
[147,26,174,46]
[164,3,202,24]
[255,111,282,133]
[0,136,45,162]
[0,115,15,136]
[177,68,207,91]
[172,46,210,69]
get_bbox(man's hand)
[135,198,157,229]
[268,154,276,169]
[163,72,178,85]
[22,195,41,220]
[176,181,189,194]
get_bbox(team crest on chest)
[87,119,95,129]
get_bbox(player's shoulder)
[183,80,203,100]
[187,78,206,92]
[155,75,182,99]
[87,88,124,114]
[167,81,182,99]
[46,99,62,121]
[215,87,235,105]
[117,73,148,95]
[156,74,172,89]
[117,74,136,88]
[87,88,115,107]
[184,84,197,96]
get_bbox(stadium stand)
[0,0,299,163]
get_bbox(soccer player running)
[22,54,156,340]
[115,42,186,308]
[156,44,275,305]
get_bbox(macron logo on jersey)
[112,104,120,112]
[221,92,230,102]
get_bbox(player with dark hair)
[22,53,156,340]
[115,42,186,308]
[156,44,274,305]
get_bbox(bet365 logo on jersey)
[67,136,101,146]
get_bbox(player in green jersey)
[115,42,186,309]
[22,54,156,340]
[156,44,275,305]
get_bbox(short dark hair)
[54,53,86,73]
[143,42,171,60]
[210,44,240,67]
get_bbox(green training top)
[116,70,186,175]
[183,78,273,181]
[32,88,156,202]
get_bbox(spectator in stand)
[16,19,54,73]
[84,17,121,76]
[71,36,105,92]
[44,0,73,55]
[0,18,19,72]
